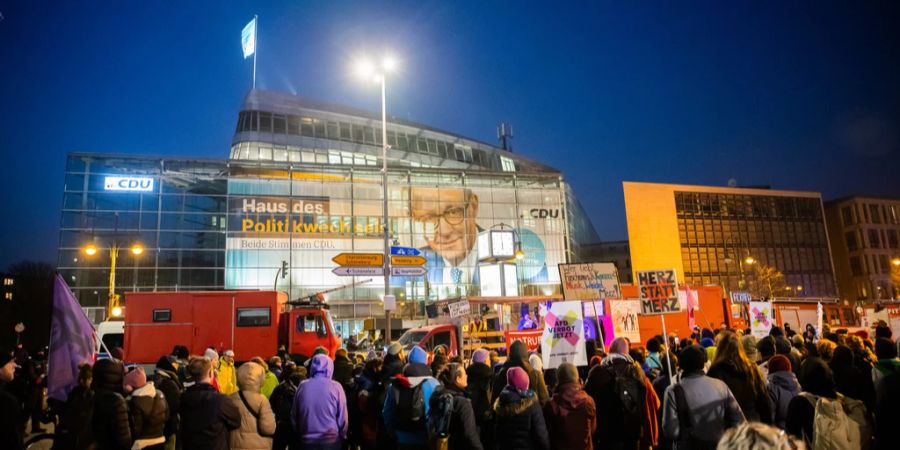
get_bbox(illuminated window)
[4,292,11,300]
[501,156,516,172]
[3,278,12,286]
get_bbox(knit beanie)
[408,346,427,365]
[472,348,489,364]
[387,342,403,356]
[507,366,530,390]
[123,366,147,393]
[768,355,792,373]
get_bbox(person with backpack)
[707,331,774,424]
[178,356,242,450]
[268,365,301,450]
[661,345,745,450]
[291,354,348,450]
[230,361,276,449]
[492,366,549,450]
[355,357,384,450]
[151,356,182,450]
[492,341,549,406]
[786,356,871,449]
[465,349,495,449]
[383,346,439,450]
[427,362,483,450]
[382,342,406,383]
[766,355,800,430]
[584,338,647,450]
[543,362,596,450]
[124,366,169,450]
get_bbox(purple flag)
[48,274,96,402]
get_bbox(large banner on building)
[224,177,566,301]
[749,301,774,339]
[636,269,681,315]
[541,301,587,368]
[609,299,641,344]
[559,263,620,300]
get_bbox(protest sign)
[559,263,621,300]
[540,301,587,368]
[636,269,680,315]
[749,301,774,339]
[609,299,641,344]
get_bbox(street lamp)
[892,257,900,266]
[82,241,144,318]
[354,54,397,343]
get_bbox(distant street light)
[83,241,144,319]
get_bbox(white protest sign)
[541,301,587,369]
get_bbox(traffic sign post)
[391,266,427,276]
[332,253,384,267]
[390,246,421,256]
[390,255,427,266]
[332,267,384,276]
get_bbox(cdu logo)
[104,176,154,192]
[529,208,559,219]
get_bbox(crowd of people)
[1,321,900,450]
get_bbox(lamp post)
[83,241,144,319]
[355,55,396,343]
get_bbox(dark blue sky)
[1,1,898,270]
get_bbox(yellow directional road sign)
[332,253,384,267]
[390,255,427,266]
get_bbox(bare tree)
[751,264,786,299]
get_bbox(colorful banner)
[559,262,621,300]
[541,301,587,369]
[749,301,774,339]
[505,330,543,353]
[610,299,641,344]
[636,269,680,315]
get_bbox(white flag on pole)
[241,17,257,59]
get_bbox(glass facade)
[58,90,595,318]
[674,191,837,297]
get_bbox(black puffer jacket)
[91,359,132,450]
[151,368,182,437]
[431,385,483,450]
[583,355,647,446]
[492,386,549,450]
[178,382,242,450]
[465,362,494,427]
[128,383,169,444]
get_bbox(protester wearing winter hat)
[92,358,133,450]
[544,362,596,450]
[230,361,276,450]
[0,348,24,450]
[662,345,745,447]
[217,350,237,395]
[124,366,169,450]
[584,337,648,450]
[382,346,439,449]
[466,348,495,448]
[381,342,405,383]
[765,355,800,430]
[492,366,549,450]
[492,341,549,406]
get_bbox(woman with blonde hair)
[815,339,837,362]
[717,422,804,450]
[708,331,774,423]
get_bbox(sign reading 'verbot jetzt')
[636,269,681,315]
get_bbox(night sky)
[1,1,898,270]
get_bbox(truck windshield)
[398,330,428,349]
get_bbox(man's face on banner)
[410,187,479,266]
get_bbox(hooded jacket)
[229,363,276,450]
[492,341,549,406]
[332,352,355,387]
[431,384,484,450]
[178,381,242,450]
[128,382,169,449]
[217,357,238,396]
[493,386,550,450]
[291,354,348,444]
[767,370,801,430]
[544,382,596,450]
[382,361,439,446]
[465,361,495,428]
[583,353,647,445]
[91,359,132,450]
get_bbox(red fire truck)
[122,290,341,363]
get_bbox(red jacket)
[544,382,597,450]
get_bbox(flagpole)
[252,14,258,90]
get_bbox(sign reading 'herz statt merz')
[636,269,681,315]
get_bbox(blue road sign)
[390,246,421,256]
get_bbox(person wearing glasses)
[409,186,481,298]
